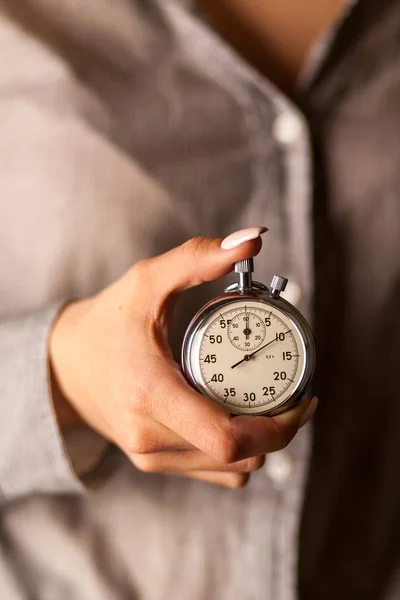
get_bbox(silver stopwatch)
[182,258,316,416]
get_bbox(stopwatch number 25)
[223,388,276,400]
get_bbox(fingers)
[133,228,267,301]
[152,370,315,463]
[298,396,319,427]
[169,470,251,489]
[120,414,197,454]
[132,449,265,474]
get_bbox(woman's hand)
[49,229,317,488]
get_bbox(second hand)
[231,330,292,369]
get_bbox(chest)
[0,1,288,320]
[198,0,345,90]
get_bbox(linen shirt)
[1,1,400,599]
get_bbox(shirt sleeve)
[0,303,110,505]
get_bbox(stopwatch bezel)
[181,289,316,416]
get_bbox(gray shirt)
[1,1,400,599]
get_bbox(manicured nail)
[299,396,319,428]
[221,226,268,250]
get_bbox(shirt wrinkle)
[1,1,399,599]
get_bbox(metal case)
[181,282,316,417]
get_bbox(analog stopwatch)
[182,258,316,416]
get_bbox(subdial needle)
[230,330,291,369]
[243,327,251,339]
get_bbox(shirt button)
[272,111,304,145]
[265,451,293,486]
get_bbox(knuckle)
[181,237,212,282]
[125,427,155,455]
[130,258,152,284]
[211,425,242,464]
[182,236,210,259]
[133,454,159,474]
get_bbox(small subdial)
[227,310,266,351]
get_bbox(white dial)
[187,299,307,415]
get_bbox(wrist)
[49,363,83,430]
[49,300,90,430]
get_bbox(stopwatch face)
[185,299,309,415]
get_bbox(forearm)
[0,304,84,502]
[0,303,110,504]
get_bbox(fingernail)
[221,226,268,250]
[299,396,319,428]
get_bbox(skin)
[198,0,345,92]
[50,0,333,488]
[50,236,318,488]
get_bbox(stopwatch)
[181,258,316,416]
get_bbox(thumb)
[146,226,268,299]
